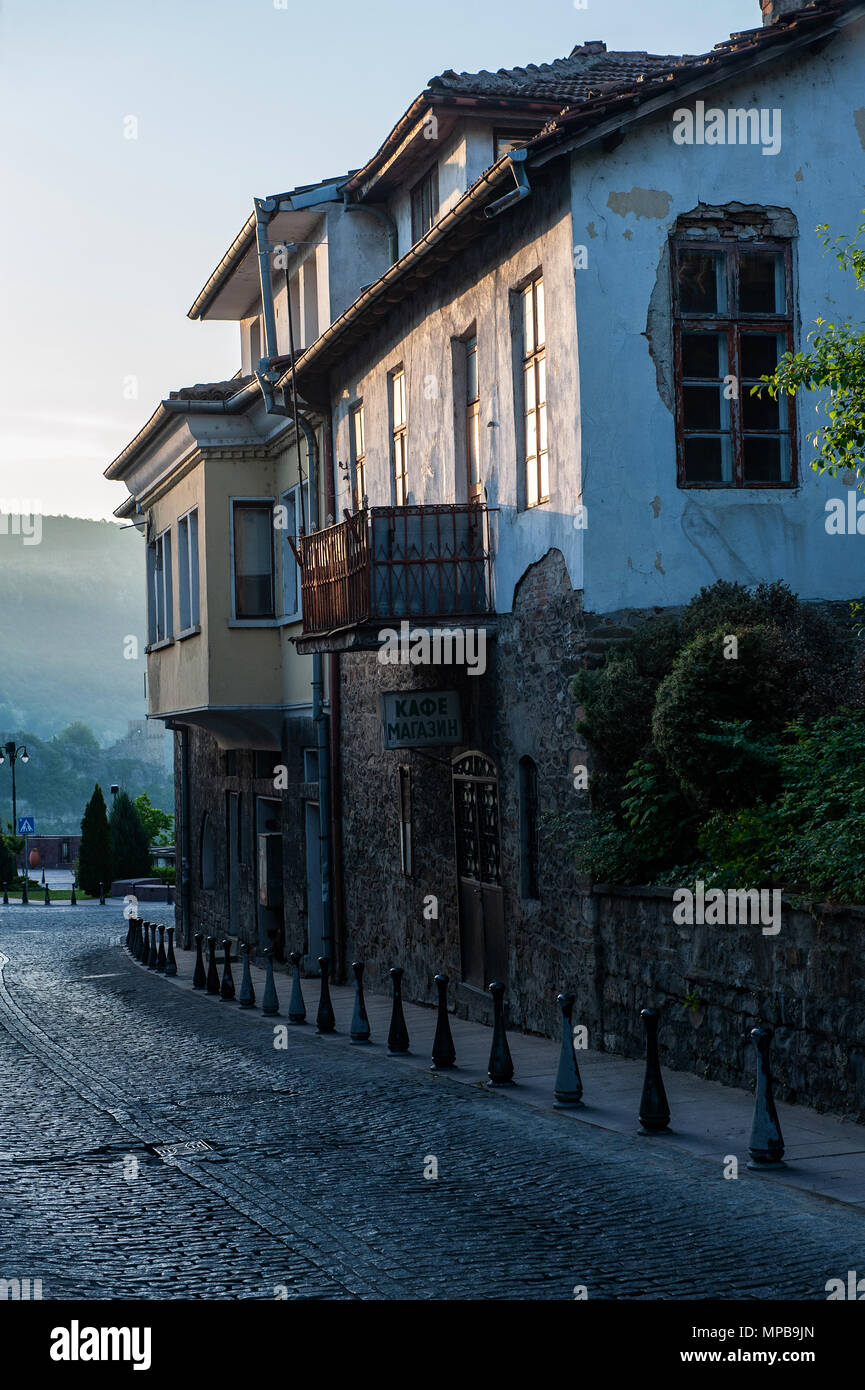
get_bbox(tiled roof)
[427,42,691,105]
[168,377,254,402]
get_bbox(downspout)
[343,194,398,266]
[484,148,531,220]
[253,194,334,970]
[323,413,345,983]
[179,725,191,949]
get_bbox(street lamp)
[0,742,29,830]
[0,742,30,883]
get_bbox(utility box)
[258,832,283,909]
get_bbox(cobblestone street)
[1,905,863,1301]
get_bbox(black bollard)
[748,1026,785,1169]
[192,932,207,989]
[487,981,514,1086]
[147,922,159,970]
[638,1007,671,1133]
[125,917,133,951]
[99,881,105,906]
[431,974,456,1070]
[316,956,336,1034]
[206,936,220,994]
[139,921,149,965]
[349,961,370,1044]
[44,884,51,905]
[553,993,584,1108]
[220,938,236,1001]
[165,926,177,977]
[387,966,410,1055]
[128,918,138,956]
[288,951,306,1024]
[238,943,255,1007]
[156,924,167,973]
[21,876,28,905]
[70,881,77,906]
[262,947,279,1016]
[2,883,7,905]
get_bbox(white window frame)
[148,527,173,646]
[279,483,308,622]
[230,496,276,625]
[177,507,200,636]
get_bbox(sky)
[0,0,759,521]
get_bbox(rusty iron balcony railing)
[298,504,492,637]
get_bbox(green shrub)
[651,626,794,808]
[680,580,765,643]
[574,616,682,805]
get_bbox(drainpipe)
[252,195,334,969]
[179,725,191,949]
[484,148,531,220]
[343,194,398,266]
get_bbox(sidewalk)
[133,926,865,1212]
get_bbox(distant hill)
[0,514,149,743]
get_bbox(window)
[177,508,200,632]
[410,165,439,244]
[672,238,795,487]
[521,276,548,507]
[350,403,366,511]
[519,757,540,900]
[147,528,173,644]
[391,368,408,506]
[495,130,532,159]
[232,501,275,618]
[463,336,481,503]
[279,485,307,620]
[200,812,216,890]
[398,765,412,877]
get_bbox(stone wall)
[339,547,588,1024]
[541,884,865,1122]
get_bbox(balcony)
[296,503,492,651]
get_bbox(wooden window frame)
[521,275,548,509]
[410,165,439,244]
[672,237,797,490]
[464,335,481,503]
[391,368,408,507]
[350,401,366,512]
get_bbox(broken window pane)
[677,250,726,314]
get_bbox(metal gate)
[452,751,506,989]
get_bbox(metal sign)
[382,691,462,749]
[16,817,34,835]
[152,1140,213,1160]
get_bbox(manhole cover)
[148,1140,215,1161]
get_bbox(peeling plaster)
[607,187,673,221]
[794,167,804,182]
[854,108,865,151]
[650,496,662,518]
[586,221,598,239]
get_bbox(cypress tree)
[109,789,152,881]
[78,784,113,897]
